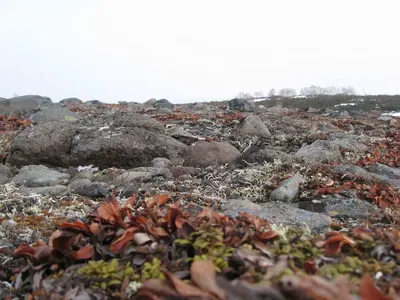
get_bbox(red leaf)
[147,194,169,208]
[352,227,374,241]
[14,243,35,259]
[60,221,91,235]
[154,227,169,237]
[303,258,317,275]
[359,275,392,300]
[320,233,357,255]
[166,206,181,231]
[98,201,126,228]
[89,223,100,236]
[109,227,137,253]
[190,260,226,300]
[123,194,137,209]
[73,245,94,260]
[33,245,52,262]
[52,235,73,252]
[257,230,280,241]
[48,230,63,248]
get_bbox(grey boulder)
[221,199,331,233]
[269,174,304,202]
[30,104,80,124]
[60,98,83,105]
[185,141,241,167]
[2,95,52,117]
[236,114,271,137]
[12,165,70,187]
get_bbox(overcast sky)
[1,1,399,103]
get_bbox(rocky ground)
[0,95,399,299]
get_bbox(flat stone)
[12,165,70,187]
[185,141,241,167]
[221,199,331,233]
[236,114,271,137]
[321,194,384,220]
[269,174,304,202]
[366,163,400,180]
[0,164,13,184]
[19,185,68,196]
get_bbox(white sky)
[0,0,399,103]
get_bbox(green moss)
[271,228,320,267]
[175,224,234,272]
[141,258,166,281]
[78,259,139,290]
[319,256,396,280]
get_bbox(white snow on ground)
[334,103,356,107]
[382,111,400,117]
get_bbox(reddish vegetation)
[4,192,400,299]
[213,113,246,124]
[155,112,200,123]
[0,116,32,134]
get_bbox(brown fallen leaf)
[98,201,126,228]
[318,232,357,255]
[122,194,137,209]
[191,260,226,300]
[256,230,280,242]
[14,243,35,259]
[133,232,152,245]
[280,275,354,300]
[48,230,63,248]
[163,269,211,298]
[109,227,138,253]
[352,227,374,241]
[73,245,94,260]
[89,223,100,236]
[139,278,180,297]
[60,221,91,235]
[359,275,393,300]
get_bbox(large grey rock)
[168,126,199,145]
[12,165,70,187]
[143,98,157,106]
[152,157,172,168]
[330,138,368,153]
[227,98,253,112]
[154,99,174,109]
[322,194,383,220]
[240,146,299,165]
[69,179,109,197]
[84,100,103,105]
[269,174,303,202]
[19,185,67,196]
[30,104,80,123]
[295,140,342,164]
[6,95,52,117]
[366,163,400,180]
[7,114,188,169]
[221,199,331,233]
[60,97,83,105]
[102,112,164,133]
[6,121,76,167]
[114,167,171,185]
[70,128,187,170]
[332,164,399,187]
[185,141,241,167]
[0,98,10,114]
[0,164,13,184]
[236,114,271,137]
